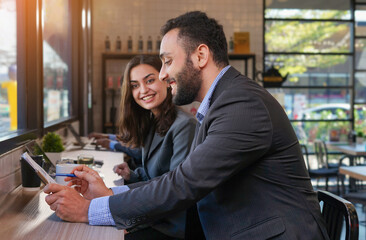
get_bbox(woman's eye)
[146,78,155,84]
[131,84,139,89]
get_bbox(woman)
[113,55,196,240]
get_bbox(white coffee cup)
[56,163,80,185]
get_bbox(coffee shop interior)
[0,0,366,239]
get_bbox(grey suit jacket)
[127,108,196,238]
[127,108,196,184]
[110,67,329,240]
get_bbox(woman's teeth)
[143,95,153,101]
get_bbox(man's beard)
[172,57,202,106]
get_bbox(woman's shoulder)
[175,107,197,125]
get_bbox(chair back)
[300,144,310,169]
[314,140,329,168]
[318,190,359,240]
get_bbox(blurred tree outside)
[265,10,350,83]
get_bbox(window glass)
[265,21,351,53]
[0,0,17,136]
[355,6,366,36]
[355,72,366,103]
[265,0,351,20]
[267,88,351,121]
[292,121,351,144]
[264,54,352,87]
[355,39,366,70]
[355,104,366,135]
[43,0,72,125]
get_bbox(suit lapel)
[143,126,155,163]
[147,132,164,160]
[192,67,242,149]
[210,66,241,107]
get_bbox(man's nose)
[159,68,168,82]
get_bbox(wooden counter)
[0,149,125,240]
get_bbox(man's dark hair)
[161,11,229,67]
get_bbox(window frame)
[0,0,82,154]
[354,1,366,104]
[263,0,356,138]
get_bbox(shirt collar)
[196,65,231,124]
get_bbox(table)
[326,142,366,157]
[327,142,366,191]
[0,149,125,240]
[339,166,366,181]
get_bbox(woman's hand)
[113,162,131,181]
[95,138,112,149]
[65,165,113,200]
[88,132,108,139]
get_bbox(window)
[264,0,354,143]
[0,0,17,136]
[43,0,72,125]
[355,1,366,136]
[0,0,83,154]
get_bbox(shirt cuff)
[88,196,116,226]
[109,140,118,150]
[108,134,117,141]
[111,185,130,195]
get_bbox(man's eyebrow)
[159,52,170,59]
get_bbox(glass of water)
[77,154,94,167]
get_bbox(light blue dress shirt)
[196,65,230,124]
[88,65,230,226]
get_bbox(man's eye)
[164,60,172,65]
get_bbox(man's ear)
[195,44,209,68]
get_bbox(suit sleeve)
[109,90,273,229]
[126,167,149,183]
[114,143,142,161]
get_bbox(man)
[44,11,329,239]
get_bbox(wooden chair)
[301,144,343,194]
[318,190,359,240]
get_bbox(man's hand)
[65,165,113,200]
[113,162,131,181]
[44,183,90,223]
[88,132,108,139]
[95,138,112,150]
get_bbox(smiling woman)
[112,54,196,239]
[130,64,169,116]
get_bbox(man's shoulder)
[216,67,261,95]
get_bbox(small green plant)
[357,131,364,138]
[42,132,64,152]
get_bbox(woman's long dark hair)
[118,55,176,148]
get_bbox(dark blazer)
[127,108,196,238]
[127,108,196,184]
[110,67,329,240]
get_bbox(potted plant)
[42,132,65,165]
[356,131,364,145]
